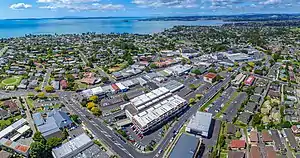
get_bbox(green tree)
[87,102,96,110]
[252,114,262,127]
[34,87,41,92]
[37,92,46,99]
[123,93,129,101]
[149,63,157,69]
[191,69,201,75]
[45,85,54,93]
[235,131,242,138]
[91,107,102,116]
[101,77,109,83]
[30,142,48,158]
[46,137,62,149]
[33,132,46,144]
[89,95,98,103]
[189,98,196,104]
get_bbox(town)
[0,23,300,158]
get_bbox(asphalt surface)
[222,92,248,122]
[41,68,52,90]
[55,73,233,158]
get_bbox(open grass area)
[220,152,228,158]
[0,76,22,88]
[109,62,128,72]
[215,91,239,118]
[199,90,222,111]
[25,97,35,110]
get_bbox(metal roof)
[170,134,200,158]
[186,112,212,137]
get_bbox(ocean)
[0,17,227,38]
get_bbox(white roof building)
[52,133,93,158]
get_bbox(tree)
[227,67,233,72]
[91,107,102,116]
[34,87,41,92]
[87,102,96,110]
[37,92,46,99]
[101,77,109,83]
[189,98,196,104]
[33,132,46,144]
[248,62,255,68]
[252,114,262,127]
[195,94,202,99]
[123,93,129,101]
[46,137,62,149]
[45,85,54,93]
[30,142,48,158]
[70,115,80,124]
[149,63,157,69]
[235,131,242,138]
[234,62,239,67]
[215,75,223,82]
[191,69,201,75]
[89,95,98,103]
[189,84,197,90]
[66,74,75,82]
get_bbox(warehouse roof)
[52,133,93,158]
[186,112,212,137]
[169,134,200,158]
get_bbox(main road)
[56,73,233,158]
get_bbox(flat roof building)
[52,133,93,158]
[244,76,255,86]
[169,133,201,158]
[132,95,187,133]
[186,112,212,137]
[232,73,246,87]
[203,73,217,83]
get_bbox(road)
[0,72,232,158]
[56,73,233,158]
[41,68,52,90]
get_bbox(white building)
[186,112,212,137]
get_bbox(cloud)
[10,3,32,10]
[259,0,281,5]
[132,0,198,8]
[38,0,124,11]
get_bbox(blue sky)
[2,0,300,19]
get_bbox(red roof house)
[244,76,255,86]
[291,125,300,134]
[230,140,246,149]
[204,73,217,83]
[60,80,68,89]
[250,131,259,143]
[111,83,120,91]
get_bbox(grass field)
[109,62,128,72]
[25,97,35,110]
[0,76,23,88]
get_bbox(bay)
[0,17,228,38]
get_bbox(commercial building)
[186,112,212,137]
[162,80,184,93]
[0,118,27,139]
[169,133,202,158]
[203,73,217,83]
[244,76,255,86]
[131,95,187,133]
[52,133,94,158]
[223,52,252,62]
[232,73,246,87]
[165,64,192,76]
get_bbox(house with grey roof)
[33,109,73,139]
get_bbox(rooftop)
[186,111,212,137]
[169,134,200,158]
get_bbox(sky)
[1,0,300,19]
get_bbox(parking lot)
[222,92,248,122]
[208,87,236,116]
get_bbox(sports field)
[0,76,23,88]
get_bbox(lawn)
[0,76,23,88]
[109,62,128,72]
[25,97,35,110]
[215,91,239,118]
[220,152,228,158]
